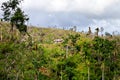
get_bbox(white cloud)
[1,0,120,16]
[22,0,119,15]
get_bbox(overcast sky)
[0,0,120,33]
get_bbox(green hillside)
[0,22,120,80]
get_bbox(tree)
[1,0,29,33]
[73,26,77,32]
[105,32,112,37]
[88,27,92,35]
[95,28,99,36]
[0,23,2,41]
[63,33,80,57]
[11,8,29,33]
[93,37,116,80]
[100,27,104,36]
[82,42,91,80]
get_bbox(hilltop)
[0,22,80,42]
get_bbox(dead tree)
[88,27,92,35]
[95,28,99,36]
[100,27,104,37]
[73,26,77,32]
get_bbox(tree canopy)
[1,0,29,33]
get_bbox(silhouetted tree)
[87,27,92,36]
[105,32,112,37]
[95,28,99,36]
[1,0,29,33]
[11,8,29,33]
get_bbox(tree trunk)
[66,45,68,58]
[10,23,14,40]
[16,70,20,80]
[0,26,2,41]
[102,63,104,80]
[88,66,90,80]
[10,23,14,32]
[61,66,62,80]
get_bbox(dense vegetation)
[0,0,120,80]
[0,22,120,80]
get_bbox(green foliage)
[11,8,29,32]
[1,0,29,33]
[0,42,14,54]
[1,0,23,21]
[0,23,120,80]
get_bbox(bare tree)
[73,26,77,32]
[95,28,99,36]
[100,27,104,36]
[88,27,92,35]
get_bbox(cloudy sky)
[0,0,120,33]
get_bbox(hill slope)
[0,22,120,80]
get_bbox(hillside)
[0,22,79,42]
[0,22,120,80]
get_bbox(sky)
[0,0,120,34]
